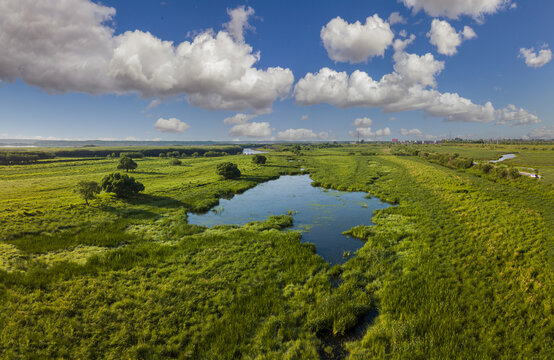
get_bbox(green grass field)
[1,143,553,359]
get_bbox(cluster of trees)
[252,155,266,165]
[216,162,241,179]
[101,173,145,198]
[160,150,228,158]
[0,151,54,165]
[75,156,144,204]
[48,146,243,158]
[476,163,521,180]
[119,152,144,159]
[422,152,474,169]
[2,146,248,165]
[391,146,474,170]
[75,173,145,205]
[391,145,525,181]
[203,151,227,157]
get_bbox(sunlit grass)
[0,143,552,359]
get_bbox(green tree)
[169,158,182,166]
[117,156,137,172]
[252,154,267,165]
[481,163,494,174]
[216,162,241,179]
[74,180,100,205]
[508,167,521,179]
[101,173,145,198]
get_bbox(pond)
[187,175,390,265]
[490,153,516,162]
[242,148,267,155]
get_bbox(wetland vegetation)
[0,142,553,359]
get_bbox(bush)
[216,162,241,179]
[117,156,137,172]
[101,173,145,198]
[252,155,267,165]
[169,158,182,166]
[159,153,166,158]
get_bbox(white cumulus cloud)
[223,5,255,42]
[145,99,162,111]
[223,113,256,125]
[349,127,391,138]
[495,104,541,126]
[375,127,392,136]
[519,46,552,68]
[228,122,273,138]
[393,48,445,87]
[294,36,534,125]
[400,128,423,136]
[277,128,328,141]
[427,19,476,56]
[400,0,512,19]
[353,117,373,127]
[321,14,394,63]
[154,118,190,133]
[300,115,309,121]
[525,126,554,140]
[0,1,294,113]
[388,12,407,25]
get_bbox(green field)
[1,143,553,359]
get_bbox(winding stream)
[490,153,516,162]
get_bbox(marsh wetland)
[0,143,553,359]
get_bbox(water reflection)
[188,175,390,264]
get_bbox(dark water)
[187,175,390,264]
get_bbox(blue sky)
[0,0,552,141]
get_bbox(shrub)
[169,158,182,166]
[159,153,166,158]
[101,173,145,198]
[216,162,241,179]
[252,155,267,165]
[117,156,138,172]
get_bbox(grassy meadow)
[0,143,553,359]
